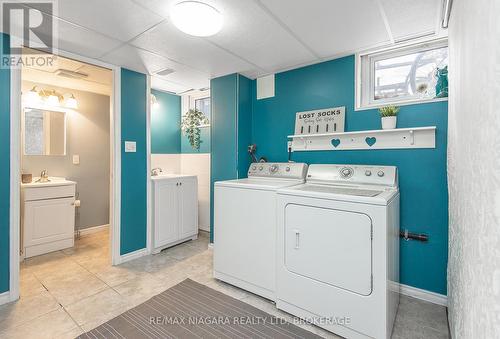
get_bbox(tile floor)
[0,229,450,338]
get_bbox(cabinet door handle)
[294,230,300,249]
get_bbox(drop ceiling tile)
[260,0,391,58]
[159,68,210,91]
[206,0,316,73]
[130,20,256,78]
[100,44,209,89]
[6,4,120,59]
[129,0,176,19]
[151,76,192,94]
[55,0,164,42]
[50,18,123,59]
[99,44,173,74]
[380,0,439,40]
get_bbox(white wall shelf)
[288,126,436,151]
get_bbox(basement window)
[195,97,210,117]
[356,39,448,110]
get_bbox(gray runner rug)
[77,278,322,339]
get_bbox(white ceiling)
[7,0,446,94]
[22,50,112,95]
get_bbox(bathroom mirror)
[23,108,66,156]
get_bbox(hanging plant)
[181,109,210,150]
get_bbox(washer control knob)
[340,167,353,178]
[365,170,372,176]
[259,166,263,171]
[285,166,291,172]
[252,166,257,170]
[377,170,385,177]
[270,164,279,173]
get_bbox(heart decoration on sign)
[365,137,377,147]
[331,138,341,148]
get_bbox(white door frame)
[8,49,126,303]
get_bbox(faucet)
[37,169,50,183]
[151,167,163,176]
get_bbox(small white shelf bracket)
[288,126,436,152]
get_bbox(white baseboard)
[76,224,109,236]
[0,291,18,306]
[116,248,148,265]
[0,291,11,305]
[399,283,447,306]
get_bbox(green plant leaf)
[378,105,400,117]
[181,108,209,150]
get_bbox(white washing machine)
[214,162,308,300]
[276,164,400,339]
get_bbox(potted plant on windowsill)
[379,105,400,130]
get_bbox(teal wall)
[120,69,148,255]
[151,89,181,154]
[210,74,253,242]
[0,33,10,293]
[251,55,449,294]
[237,76,253,178]
[151,89,210,154]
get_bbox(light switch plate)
[124,141,137,153]
[72,155,80,165]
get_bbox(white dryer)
[276,164,400,339]
[214,162,307,300]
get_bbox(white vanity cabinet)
[21,179,76,258]
[152,175,198,253]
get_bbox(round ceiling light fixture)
[171,1,223,37]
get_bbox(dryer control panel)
[306,164,398,187]
[248,162,308,180]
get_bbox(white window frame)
[355,38,448,110]
[182,89,211,127]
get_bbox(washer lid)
[215,177,304,191]
[299,184,384,197]
[278,183,398,205]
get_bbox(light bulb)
[23,87,40,106]
[171,1,223,37]
[47,94,59,106]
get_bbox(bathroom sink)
[22,177,76,188]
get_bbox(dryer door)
[284,204,373,296]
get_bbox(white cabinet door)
[24,197,75,248]
[178,178,198,238]
[154,180,179,247]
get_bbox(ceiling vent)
[55,69,89,79]
[156,68,175,77]
[178,88,195,95]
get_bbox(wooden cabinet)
[22,182,76,258]
[152,175,198,253]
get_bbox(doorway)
[9,48,122,303]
